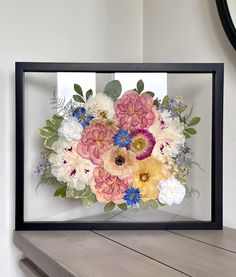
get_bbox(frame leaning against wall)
[15,62,224,231]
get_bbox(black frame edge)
[15,62,224,231]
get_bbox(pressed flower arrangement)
[36,79,201,212]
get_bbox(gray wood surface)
[19,258,48,277]
[171,228,236,253]
[14,231,185,277]
[14,227,236,277]
[97,229,236,277]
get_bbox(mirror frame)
[216,0,236,50]
[15,62,224,231]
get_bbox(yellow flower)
[133,156,169,202]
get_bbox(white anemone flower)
[49,139,95,190]
[58,117,83,142]
[158,177,186,206]
[85,92,115,120]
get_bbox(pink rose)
[114,90,156,131]
[77,120,115,165]
[90,167,129,204]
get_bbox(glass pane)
[24,72,211,222]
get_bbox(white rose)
[158,177,186,206]
[58,117,83,142]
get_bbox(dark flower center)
[140,173,149,182]
[115,156,125,166]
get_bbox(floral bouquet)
[35,79,200,212]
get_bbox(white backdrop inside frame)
[24,71,211,223]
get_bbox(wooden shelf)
[14,227,236,277]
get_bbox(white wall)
[143,0,236,228]
[1,0,236,275]
[0,0,142,276]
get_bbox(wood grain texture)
[14,231,185,277]
[97,230,236,277]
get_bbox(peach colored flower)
[90,167,130,204]
[102,146,136,179]
[77,120,115,165]
[114,90,156,131]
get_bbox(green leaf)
[183,131,191,139]
[44,135,58,149]
[74,83,83,97]
[82,193,97,208]
[174,105,187,114]
[54,186,67,197]
[104,201,116,212]
[162,95,169,108]
[189,117,201,126]
[136,79,144,93]
[104,80,122,100]
[117,203,128,211]
[157,199,166,207]
[153,98,159,108]
[86,89,93,100]
[41,149,55,157]
[39,128,56,138]
[139,200,158,209]
[73,94,85,103]
[144,91,155,98]
[46,119,57,130]
[185,128,197,135]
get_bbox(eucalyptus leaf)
[104,80,122,100]
[73,94,85,103]
[185,127,197,135]
[74,83,83,97]
[144,91,155,98]
[86,89,93,100]
[189,117,201,126]
[54,186,67,197]
[136,79,144,93]
[183,131,191,139]
[104,201,116,212]
[117,203,128,211]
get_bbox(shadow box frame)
[15,62,224,231]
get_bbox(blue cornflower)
[123,188,141,206]
[72,107,94,128]
[114,129,131,147]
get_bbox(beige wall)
[143,0,236,228]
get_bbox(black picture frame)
[216,0,236,51]
[15,62,224,230]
